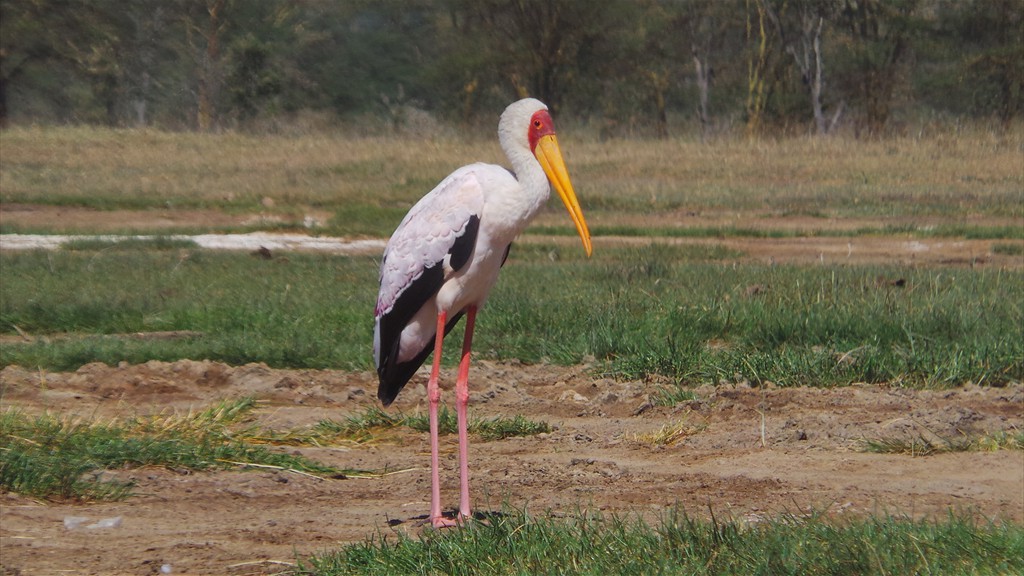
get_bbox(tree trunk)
[688,7,717,144]
[649,70,669,139]
[745,0,771,137]
[0,76,8,128]
[195,0,226,132]
[693,51,711,143]
[809,16,827,135]
[841,0,915,136]
[762,1,831,135]
[133,71,150,126]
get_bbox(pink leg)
[455,306,477,521]
[427,311,457,528]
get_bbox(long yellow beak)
[534,134,592,257]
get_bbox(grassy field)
[1,243,1020,387]
[1,125,1022,237]
[299,509,1023,575]
[2,126,1023,574]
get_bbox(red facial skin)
[527,110,556,153]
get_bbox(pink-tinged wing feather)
[375,166,486,319]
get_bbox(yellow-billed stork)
[373,98,591,528]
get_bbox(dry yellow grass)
[633,412,708,446]
[566,129,1024,217]
[1,124,1021,234]
[0,127,492,211]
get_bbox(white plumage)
[372,98,591,527]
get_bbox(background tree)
[445,0,619,117]
[935,0,1023,126]
[0,0,1019,135]
[0,0,122,125]
[762,0,843,135]
[182,0,230,132]
[687,2,719,142]
[671,0,737,142]
[834,0,921,135]
[743,0,782,136]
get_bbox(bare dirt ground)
[1,362,1021,575]
[1,207,1022,575]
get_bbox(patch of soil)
[1,360,1021,575]
[0,204,259,233]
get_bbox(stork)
[373,98,591,528]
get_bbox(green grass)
[317,406,550,442]
[0,398,547,501]
[490,243,1024,388]
[1,243,1021,388]
[651,386,700,407]
[298,508,1024,575]
[0,248,378,371]
[993,242,1024,256]
[0,398,355,501]
[530,223,1024,241]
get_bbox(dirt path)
[3,204,1023,268]
[1,360,1021,575]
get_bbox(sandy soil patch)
[0,360,1021,575]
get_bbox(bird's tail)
[376,311,465,406]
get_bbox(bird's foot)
[429,510,473,529]
[430,515,461,529]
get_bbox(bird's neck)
[506,146,551,224]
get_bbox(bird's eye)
[533,120,543,128]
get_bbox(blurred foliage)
[0,0,1020,135]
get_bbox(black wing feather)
[376,215,480,405]
[377,310,465,406]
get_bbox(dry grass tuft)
[633,412,708,446]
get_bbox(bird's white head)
[498,98,547,153]
[498,98,592,257]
